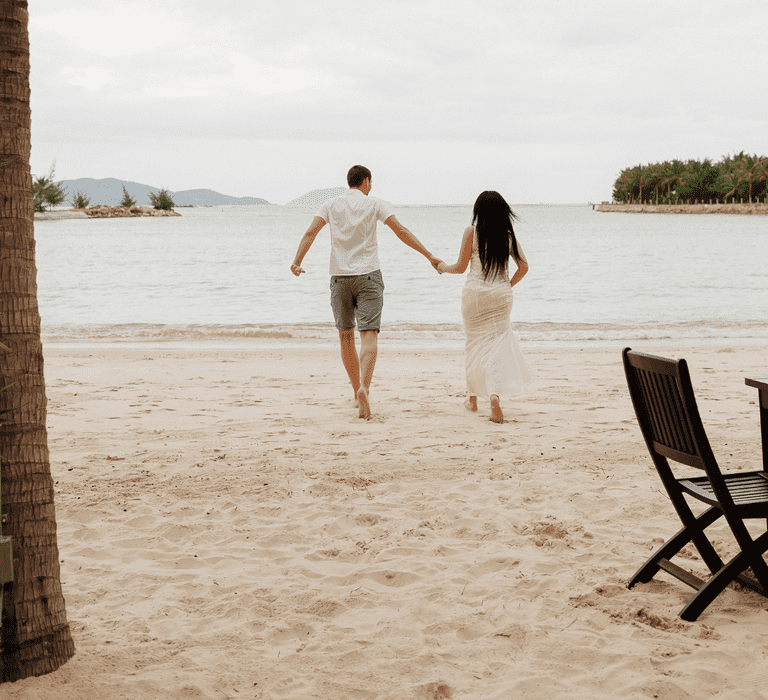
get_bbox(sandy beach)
[9,343,768,699]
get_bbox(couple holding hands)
[291,165,534,422]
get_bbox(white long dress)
[461,233,534,399]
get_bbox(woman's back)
[466,229,512,287]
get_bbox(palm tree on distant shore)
[0,0,75,680]
[636,166,648,203]
[659,159,684,202]
[734,152,760,203]
[610,155,768,204]
[612,165,640,203]
[754,158,768,203]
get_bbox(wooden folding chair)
[623,348,768,621]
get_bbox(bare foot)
[464,396,478,412]
[490,395,503,423]
[357,386,371,420]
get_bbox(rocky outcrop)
[34,206,181,221]
[596,203,768,215]
[83,205,180,218]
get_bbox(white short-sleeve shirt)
[316,189,394,275]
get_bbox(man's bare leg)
[490,394,503,423]
[338,329,361,402]
[357,330,378,420]
[464,395,478,412]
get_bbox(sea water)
[35,204,768,347]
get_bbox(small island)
[600,153,768,214]
[83,204,180,218]
[34,205,182,220]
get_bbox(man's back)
[317,189,393,276]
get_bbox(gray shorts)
[330,269,384,332]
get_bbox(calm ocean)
[35,204,768,347]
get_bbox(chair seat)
[680,472,768,516]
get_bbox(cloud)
[33,3,190,57]
[28,0,768,202]
[64,67,116,91]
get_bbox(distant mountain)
[285,187,347,208]
[59,177,270,207]
[171,189,270,206]
[61,178,156,206]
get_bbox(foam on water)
[41,319,768,349]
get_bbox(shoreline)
[39,319,768,349]
[596,202,768,214]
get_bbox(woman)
[437,191,534,423]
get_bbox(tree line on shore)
[33,163,176,211]
[612,153,768,204]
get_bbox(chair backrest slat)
[624,350,709,471]
[657,371,696,455]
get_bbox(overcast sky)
[29,0,768,205]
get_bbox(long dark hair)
[472,191,521,281]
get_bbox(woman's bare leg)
[490,394,503,423]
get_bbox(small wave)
[42,323,296,343]
[40,320,768,348]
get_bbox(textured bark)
[0,0,75,681]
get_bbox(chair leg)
[628,507,722,588]
[747,549,768,591]
[680,553,758,621]
[731,528,768,593]
[678,531,768,622]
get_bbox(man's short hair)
[347,165,372,188]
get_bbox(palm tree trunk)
[0,0,75,680]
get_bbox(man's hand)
[291,217,326,278]
[430,257,444,274]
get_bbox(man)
[291,165,441,420]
